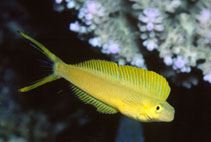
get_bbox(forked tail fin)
[19,74,60,92]
[18,31,63,63]
[18,31,64,92]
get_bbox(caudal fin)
[18,31,64,92]
[18,31,63,63]
[19,74,60,92]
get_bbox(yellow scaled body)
[19,32,175,122]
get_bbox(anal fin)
[71,85,118,114]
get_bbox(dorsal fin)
[72,85,118,114]
[119,65,170,100]
[75,60,120,80]
[75,60,170,100]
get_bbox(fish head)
[142,100,175,122]
[119,97,175,122]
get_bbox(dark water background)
[1,0,211,142]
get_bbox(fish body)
[18,32,175,122]
[56,63,141,108]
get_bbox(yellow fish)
[18,32,175,122]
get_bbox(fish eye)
[155,105,162,112]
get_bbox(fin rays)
[75,60,120,80]
[75,60,170,100]
[72,85,118,114]
[119,65,170,100]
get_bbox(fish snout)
[164,106,175,122]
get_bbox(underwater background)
[1,0,211,142]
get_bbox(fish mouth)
[136,110,175,122]
[147,110,175,122]
[162,115,174,122]
[161,108,175,122]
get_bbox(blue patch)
[115,116,144,142]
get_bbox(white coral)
[173,56,191,73]
[203,72,211,84]
[54,0,211,86]
[102,40,120,54]
[196,9,211,46]
[143,38,158,51]
[138,8,164,32]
